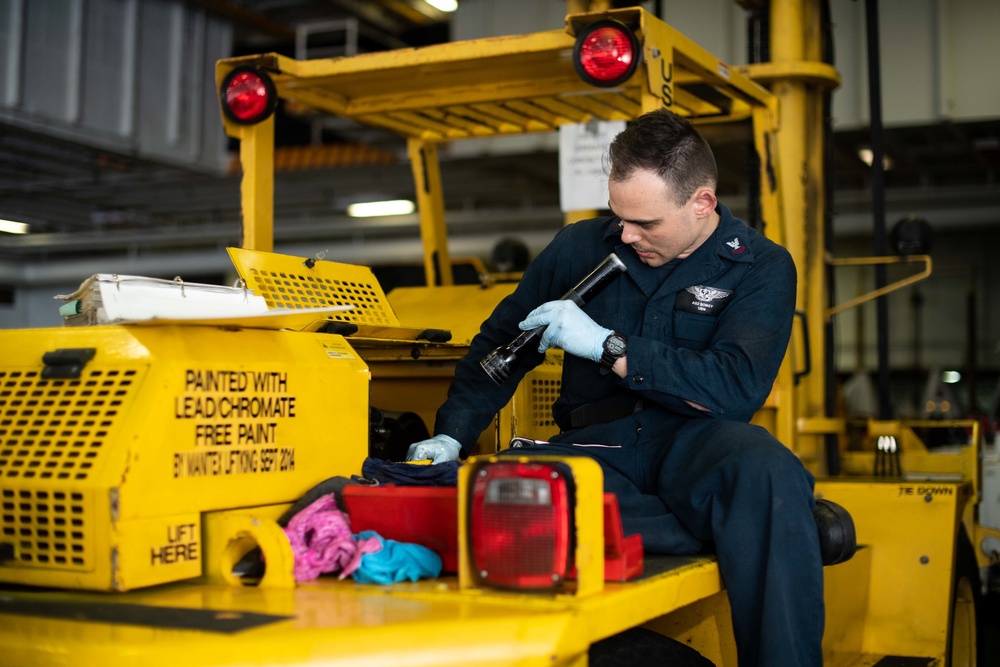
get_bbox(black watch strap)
[600,332,628,373]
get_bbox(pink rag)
[282,494,382,582]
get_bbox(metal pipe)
[769,0,832,467]
[820,0,840,476]
[864,0,893,420]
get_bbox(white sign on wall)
[559,120,626,212]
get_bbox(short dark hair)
[606,109,718,206]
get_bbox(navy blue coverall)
[435,203,824,667]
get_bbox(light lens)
[470,461,572,589]
[575,22,638,87]
[222,67,276,125]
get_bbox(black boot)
[814,499,857,566]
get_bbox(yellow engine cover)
[0,324,369,591]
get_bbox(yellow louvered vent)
[528,371,562,434]
[0,367,141,571]
[0,368,138,481]
[1,487,90,570]
[228,248,399,327]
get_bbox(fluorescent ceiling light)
[425,0,458,11]
[0,218,29,234]
[941,370,961,384]
[347,199,415,218]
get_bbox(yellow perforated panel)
[0,368,139,481]
[228,248,398,327]
[0,367,141,571]
[529,376,561,432]
[1,488,90,570]
[512,359,562,441]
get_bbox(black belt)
[568,400,644,429]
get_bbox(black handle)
[480,253,627,385]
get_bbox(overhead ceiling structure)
[1,0,999,266]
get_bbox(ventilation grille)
[0,367,140,572]
[529,377,561,431]
[247,269,394,324]
[0,368,138,481]
[229,248,398,327]
[1,487,90,570]
[527,360,563,434]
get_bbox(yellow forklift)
[0,4,994,666]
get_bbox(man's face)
[607,168,719,267]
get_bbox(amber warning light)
[573,19,641,88]
[469,461,574,589]
[221,66,277,125]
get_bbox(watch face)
[605,334,626,356]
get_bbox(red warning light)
[573,20,641,88]
[221,66,277,125]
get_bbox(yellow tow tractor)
[0,5,995,666]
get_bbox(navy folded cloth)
[361,457,460,486]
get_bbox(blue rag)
[351,530,443,584]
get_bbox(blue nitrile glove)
[406,434,462,464]
[519,300,612,363]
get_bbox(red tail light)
[469,461,573,589]
[221,66,277,125]
[573,19,641,88]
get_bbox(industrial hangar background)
[1,1,999,662]
[1,0,999,422]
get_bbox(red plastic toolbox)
[342,485,459,573]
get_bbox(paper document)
[54,274,272,325]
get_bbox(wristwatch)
[600,331,628,374]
